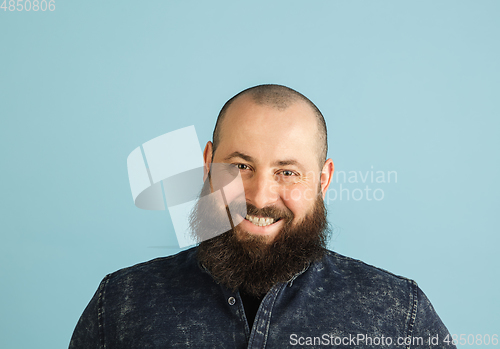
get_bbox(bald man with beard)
[70,85,456,349]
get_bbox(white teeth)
[245,214,275,227]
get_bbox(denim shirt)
[69,248,456,348]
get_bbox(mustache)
[244,203,294,223]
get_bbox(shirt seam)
[405,279,418,349]
[97,275,110,349]
[261,284,284,348]
[247,283,284,349]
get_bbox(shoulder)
[101,247,207,292]
[322,249,414,284]
[313,249,418,299]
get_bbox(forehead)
[216,95,321,168]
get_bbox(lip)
[235,214,284,236]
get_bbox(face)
[203,95,334,243]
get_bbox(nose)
[244,172,280,209]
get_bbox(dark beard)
[194,195,329,296]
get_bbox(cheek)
[280,185,317,219]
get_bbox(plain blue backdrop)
[1,1,499,348]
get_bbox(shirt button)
[228,297,236,305]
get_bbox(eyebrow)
[273,159,300,167]
[224,151,254,162]
[224,151,302,168]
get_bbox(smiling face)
[203,94,334,243]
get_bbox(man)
[70,85,456,348]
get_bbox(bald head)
[212,84,328,167]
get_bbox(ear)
[320,158,334,200]
[203,141,213,181]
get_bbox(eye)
[236,163,249,171]
[276,170,299,183]
[281,170,295,177]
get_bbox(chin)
[235,228,277,245]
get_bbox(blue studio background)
[1,1,499,348]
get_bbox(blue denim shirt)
[69,248,456,348]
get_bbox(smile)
[245,214,279,227]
